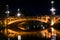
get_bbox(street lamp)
[50,7,56,15]
[17,9,21,17]
[50,7,56,12]
[5,5,10,17]
[51,1,54,4]
[5,5,10,40]
[50,1,56,15]
[50,1,56,40]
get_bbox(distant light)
[17,9,21,17]
[27,27,29,29]
[17,13,21,17]
[5,5,10,14]
[43,27,45,29]
[34,26,35,28]
[41,25,45,29]
[51,27,56,40]
[50,1,56,15]
[6,5,8,7]
[51,1,54,4]
[41,25,43,27]
[18,35,21,40]
[52,12,55,15]
[43,32,45,37]
[18,9,20,12]
[8,38,10,40]
[51,27,54,33]
[5,10,10,14]
[50,7,56,12]
[51,20,54,26]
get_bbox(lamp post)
[5,5,10,17]
[16,9,21,40]
[5,5,10,40]
[50,1,56,40]
[50,1,56,15]
[17,9,21,17]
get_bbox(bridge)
[3,16,50,26]
[3,15,60,26]
[0,15,60,38]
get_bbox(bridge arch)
[7,19,49,26]
[3,16,50,26]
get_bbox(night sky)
[0,0,60,17]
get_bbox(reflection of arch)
[7,20,42,32]
[7,20,50,32]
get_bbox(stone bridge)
[2,15,60,26]
[3,16,50,26]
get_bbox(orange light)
[51,20,54,26]
[18,27,27,30]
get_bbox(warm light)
[51,27,54,32]
[51,27,56,40]
[51,20,54,26]
[18,27,27,30]
[42,32,45,37]
[40,29,51,38]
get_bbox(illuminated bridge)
[0,15,60,39]
[3,16,50,26]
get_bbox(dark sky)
[0,0,60,17]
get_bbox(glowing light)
[5,5,10,14]
[51,1,54,4]
[43,27,45,29]
[8,38,10,40]
[18,27,27,30]
[51,27,54,32]
[50,7,56,12]
[18,9,20,12]
[18,35,21,40]
[50,1,56,15]
[5,10,10,14]
[17,13,21,17]
[51,27,56,40]
[17,9,21,17]
[41,25,45,29]
[40,29,51,38]
[43,32,45,37]
[51,20,54,26]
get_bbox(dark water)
[0,33,60,40]
[0,33,50,40]
[9,37,60,40]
